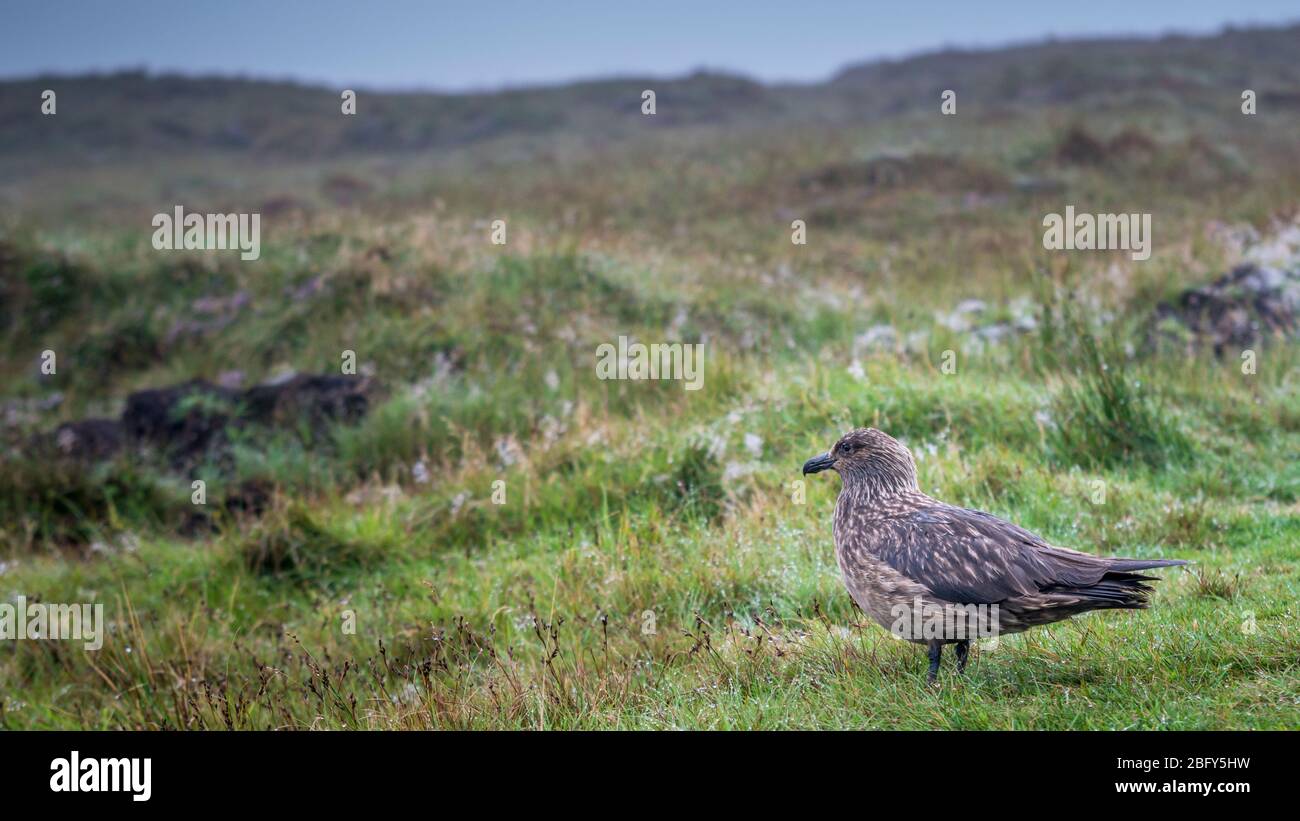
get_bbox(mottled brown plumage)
[803,427,1187,683]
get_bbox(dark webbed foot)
[926,641,942,685]
[955,639,970,674]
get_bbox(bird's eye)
[841,442,860,454]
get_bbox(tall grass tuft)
[1038,296,1192,469]
[666,440,725,523]
[239,505,389,581]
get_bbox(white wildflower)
[449,492,469,515]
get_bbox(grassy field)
[1,28,1298,729]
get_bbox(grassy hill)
[0,24,1297,728]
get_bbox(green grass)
[3,339,1296,728]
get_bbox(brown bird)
[802,427,1187,684]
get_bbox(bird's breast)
[832,492,938,637]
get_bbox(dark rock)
[122,379,240,461]
[30,373,377,468]
[242,374,374,428]
[1147,263,1300,355]
[47,418,125,461]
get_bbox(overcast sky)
[2,0,1297,91]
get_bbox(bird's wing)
[864,505,1111,604]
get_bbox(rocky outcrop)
[123,379,241,461]
[27,373,377,466]
[1148,263,1300,356]
[242,373,373,427]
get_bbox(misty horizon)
[2,0,1298,94]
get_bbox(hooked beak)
[802,452,835,475]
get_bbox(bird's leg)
[926,641,942,685]
[954,639,970,674]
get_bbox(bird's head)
[802,427,919,492]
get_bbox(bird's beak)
[802,453,835,475]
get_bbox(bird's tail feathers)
[1044,578,1156,609]
[1107,558,1189,572]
